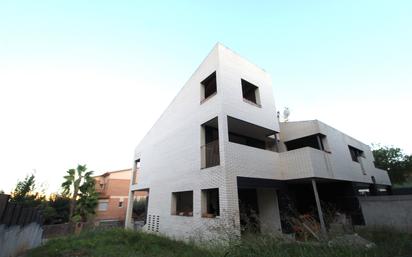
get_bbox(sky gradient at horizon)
[0,1,411,193]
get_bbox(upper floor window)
[348,145,364,162]
[201,72,217,103]
[285,134,328,152]
[241,79,261,107]
[98,200,108,211]
[133,159,141,185]
[201,117,220,169]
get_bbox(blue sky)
[0,1,411,193]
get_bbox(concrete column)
[316,135,324,151]
[125,161,138,229]
[257,188,282,234]
[311,179,327,235]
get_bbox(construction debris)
[328,233,376,249]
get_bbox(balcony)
[280,147,333,180]
[201,140,220,169]
[226,141,281,180]
[227,116,278,152]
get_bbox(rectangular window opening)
[285,134,328,152]
[241,79,261,106]
[171,191,193,217]
[98,200,108,211]
[227,116,278,152]
[133,159,140,185]
[201,188,220,218]
[201,72,217,103]
[201,117,220,168]
[348,145,364,162]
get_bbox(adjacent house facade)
[125,44,391,239]
[94,169,132,225]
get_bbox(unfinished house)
[125,44,391,239]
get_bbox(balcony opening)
[201,117,220,168]
[201,188,220,218]
[133,159,141,185]
[171,191,193,217]
[284,134,328,152]
[201,72,217,103]
[348,145,364,162]
[241,79,261,107]
[227,116,278,152]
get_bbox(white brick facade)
[125,44,391,240]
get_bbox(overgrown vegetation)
[28,229,216,257]
[5,164,98,225]
[27,227,412,257]
[8,173,71,225]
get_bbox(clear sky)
[0,1,411,194]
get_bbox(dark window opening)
[241,79,260,106]
[202,188,220,218]
[285,134,327,152]
[201,72,217,102]
[172,191,193,216]
[118,200,123,208]
[227,116,278,152]
[201,117,220,168]
[229,132,266,149]
[133,159,141,184]
[348,145,364,162]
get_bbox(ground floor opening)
[236,176,389,238]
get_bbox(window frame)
[98,200,109,212]
[171,191,194,217]
[200,72,217,103]
[348,145,364,163]
[201,188,220,218]
[241,79,261,107]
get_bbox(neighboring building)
[94,169,132,225]
[125,44,391,240]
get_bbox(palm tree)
[61,164,97,221]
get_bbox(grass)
[27,227,412,257]
[28,228,216,257]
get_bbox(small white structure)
[125,44,391,240]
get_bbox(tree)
[133,198,147,220]
[44,194,71,225]
[61,165,98,222]
[372,145,412,185]
[11,173,44,207]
